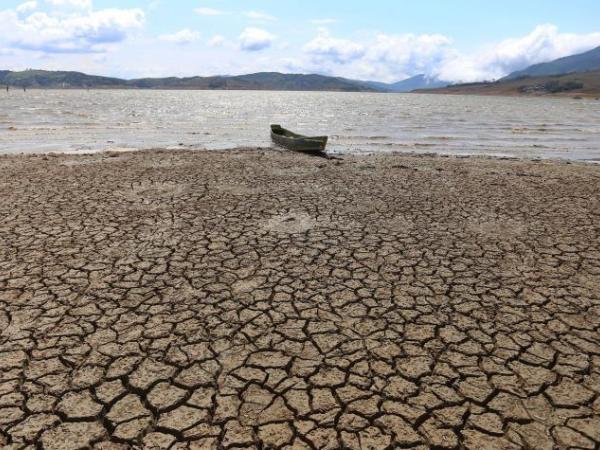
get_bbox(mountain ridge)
[0,69,453,93]
[364,74,450,92]
[504,45,600,80]
[415,70,600,97]
[0,70,385,92]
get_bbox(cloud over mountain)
[435,24,600,81]
[301,25,600,82]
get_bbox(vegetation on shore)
[415,71,600,97]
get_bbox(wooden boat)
[270,124,328,153]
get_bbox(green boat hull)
[270,124,328,153]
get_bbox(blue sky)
[1,0,600,82]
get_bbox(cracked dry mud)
[1,148,599,450]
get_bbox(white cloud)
[0,7,145,54]
[194,7,224,16]
[159,28,200,45]
[239,27,275,52]
[300,25,600,83]
[208,35,226,47]
[435,25,600,82]
[16,1,37,14]
[304,29,365,63]
[244,11,276,22]
[45,0,92,9]
[310,19,337,25]
[365,33,453,79]
[302,30,453,80]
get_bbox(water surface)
[1,90,599,159]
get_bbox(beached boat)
[270,124,328,153]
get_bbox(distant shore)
[415,88,600,98]
[416,70,600,98]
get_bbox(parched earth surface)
[1,148,600,450]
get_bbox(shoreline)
[4,86,600,98]
[1,149,599,448]
[2,145,600,166]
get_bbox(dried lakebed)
[0,149,599,449]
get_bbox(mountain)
[129,72,381,91]
[504,45,600,80]
[227,73,380,91]
[0,70,379,92]
[414,71,600,97]
[0,70,124,88]
[0,69,455,93]
[364,74,450,92]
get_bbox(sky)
[1,0,600,82]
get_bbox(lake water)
[1,90,599,160]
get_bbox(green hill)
[0,69,380,92]
[504,46,600,80]
[416,71,600,97]
[0,70,123,88]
